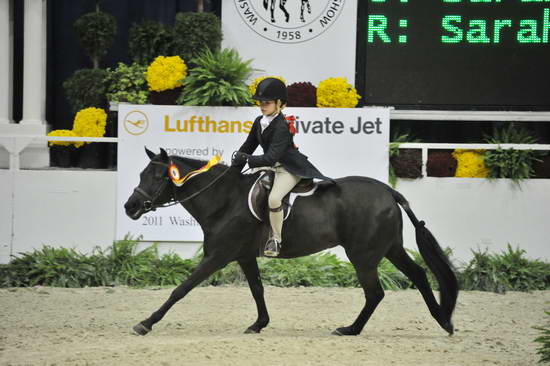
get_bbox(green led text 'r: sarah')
[441,8,550,43]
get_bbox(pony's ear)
[159,148,168,161]
[145,146,156,160]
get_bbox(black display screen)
[361,0,550,110]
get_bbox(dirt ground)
[0,286,548,366]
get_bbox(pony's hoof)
[133,322,151,336]
[439,319,454,335]
[332,327,358,336]
[244,327,260,334]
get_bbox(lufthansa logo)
[123,110,149,136]
[234,0,345,44]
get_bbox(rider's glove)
[231,151,250,167]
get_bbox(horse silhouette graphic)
[263,0,311,23]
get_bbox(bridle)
[132,160,232,212]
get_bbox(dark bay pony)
[124,148,459,337]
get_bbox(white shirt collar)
[260,113,279,133]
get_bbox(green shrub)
[459,244,550,293]
[484,123,544,183]
[179,48,255,106]
[74,11,116,68]
[104,62,148,104]
[260,254,359,288]
[128,20,174,65]
[173,12,222,64]
[92,238,194,287]
[0,238,195,288]
[63,68,108,113]
[0,246,97,288]
[1,241,548,292]
[534,311,550,363]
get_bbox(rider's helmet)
[253,78,287,105]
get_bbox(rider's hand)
[231,151,250,166]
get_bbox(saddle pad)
[248,171,318,222]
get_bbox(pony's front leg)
[239,257,270,333]
[133,255,228,335]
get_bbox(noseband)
[132,161,171,212]
[132,160,232,213]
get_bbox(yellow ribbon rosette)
[169,155,221,187]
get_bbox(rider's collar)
[260,113,279,132]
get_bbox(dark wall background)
[12,1,549,143]
[13,0,221,130]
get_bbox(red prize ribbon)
[285,115,297,135]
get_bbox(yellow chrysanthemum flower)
[72,107,107,147]
[47,129,79,147]
[316,77,361,108]
[146,56,188,92]
[452,149,489,178]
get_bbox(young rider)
[231,77,330,257]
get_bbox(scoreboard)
[360,0,550,109]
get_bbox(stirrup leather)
[269,204,284,213]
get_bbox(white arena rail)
[397,143,550,177]
[0,135,118,170]
[1,136,549,173]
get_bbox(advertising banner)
[221,0,358,85]
[117,105,389,241]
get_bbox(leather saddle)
[248,170,317,222]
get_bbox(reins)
[169,165,232,206]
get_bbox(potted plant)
[173,12,222,66]
[484,123,542,183]
[451,149,488,178]
[146,56,187,105]
[287,82,317,107]
[47,130,82,168]
[63,68,108,113]
[389,131,422,187]
[316,77,361,108]
[178,48,254,106]
[128,20,174,66]
[104,62,149,108]
[427,150,457,177]
[74,8,116,69]
[72,107,108,169]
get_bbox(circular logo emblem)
[235,0,346,44]
[123,110,149,136]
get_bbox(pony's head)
[124,147,173,220]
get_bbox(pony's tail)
[389,188,459,334]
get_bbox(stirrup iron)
[264,237,281,257]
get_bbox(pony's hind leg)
[333,251,385,336]
[238,257,270,333]
[385,244,453,334]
